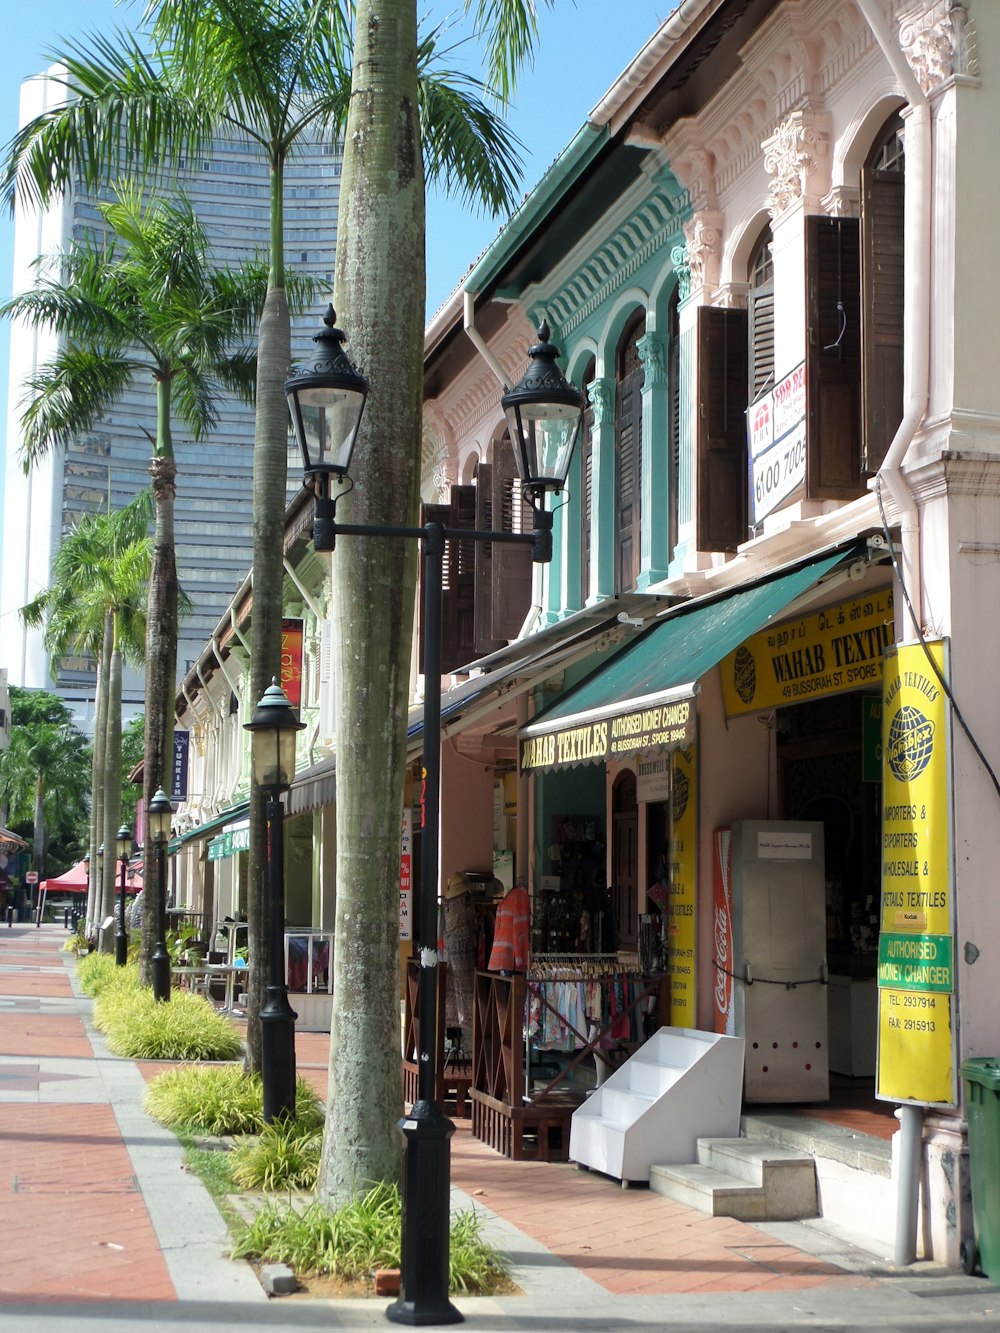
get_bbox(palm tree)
[1,0,525,1070]
[1,183,266,970]
[20,494,151,943]
[0,688,91,880]
[315,0,549,1202]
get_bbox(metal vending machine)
[713,820,828,1102]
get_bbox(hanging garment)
[443,889,477,1032]
[488,885,531,973]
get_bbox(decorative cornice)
[899,2,978,96]
[763,110,832,219]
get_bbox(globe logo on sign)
[672,762,690,823]
[886,705,935,782]
[733,646,757,705]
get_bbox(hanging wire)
[875,476,1000,804]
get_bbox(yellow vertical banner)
[876,640,955,1106]
[669,745,697,1027]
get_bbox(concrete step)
[649,1162,767,1220]
[696,1137,817,1218]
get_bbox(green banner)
[878,932,953,992]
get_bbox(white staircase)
[569,1026,745,1185]
[649,1137,818,1220]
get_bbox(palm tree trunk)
[87,630,111,934]
[317,0,425,1205]
[246,222,291,1075]
[32,770,46,880]
[141,449,178,982]
[100,644,123,953]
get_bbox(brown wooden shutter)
[668,292,681,558]
[615,368,643,593]
[490,438,532,641]
[861,169,904,472]
[748,282,775,402]
[696,305,749,552]
[473,463,504,656]
[806,215,863,498]
[448,484,477,670]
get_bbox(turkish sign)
[171,730,190,801]
[748,361,806,523]
[520,697,696,773]
[668,746,697,1027]
[720,586,894,716]
[876,640,955,1107]
[281,618,304,709]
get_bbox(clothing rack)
[528,952,622,980]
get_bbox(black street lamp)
[115,824,133,966]
[148,787,175,1002]
[287,312,584,1327]
[244,679,306,1123]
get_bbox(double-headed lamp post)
[244,679,306,1123]
[115,824,133,966]
[286,307,585,1327]
[148,788,175,1002]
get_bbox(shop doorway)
[612,771,638,947]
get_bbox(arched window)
[615,311,645,593]
[748,225,775,403]
[861,112,905,472]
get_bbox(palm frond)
[466,0,551,106]
[18,349,136,469]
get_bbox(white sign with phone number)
[747,360,806,522]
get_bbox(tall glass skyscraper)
[0,69,341,730]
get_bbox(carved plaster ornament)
[683,213,723,292]
[763,112,831,219]
[637,333,668,388]
[588,378,614,431]
[671,243,691,302]
[900,3,977,96]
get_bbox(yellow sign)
[720,587,894,716]
[668,746,697,1027]
[876,640,955,1107]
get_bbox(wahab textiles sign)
[520,698,696,773]
[876,640,955,1107]
[720,586,894,716]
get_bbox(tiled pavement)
[2,924,998,1332]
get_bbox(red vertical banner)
[399,805,413,941]
[281,618,304,708]
[712,826,734,1036]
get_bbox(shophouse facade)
[169,0,997,1266]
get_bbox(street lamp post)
[286,311,585,1327]
[148,788,175,1002]
[115,824,133,966]
[244,680,306,1123]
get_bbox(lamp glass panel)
[290,389,363,474]
[504,403,581,489]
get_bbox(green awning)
[170,801,250,854]
[520,546,856,773]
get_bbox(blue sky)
[0,1,671,452]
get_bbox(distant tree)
[120,713,145,833]
[0,688,90,877]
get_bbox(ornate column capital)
[763,110,832,219]
[900,3,978,96]
[683,210,724,296]
[588,377,615,432]
[637,333,668,389]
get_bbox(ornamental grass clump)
[98,987,244,1061]
[145,1064,322,1136]
[231,1184,509,1295]
[229,1119,322,1192]
[78,951,134,997]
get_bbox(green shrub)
[231,1184,508,1293]
[145,1063,322,1135]
[230,1119,322,1191]
[100,987,244,1061]
[78,952,136,997]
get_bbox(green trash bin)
[961,1057,1000,1281]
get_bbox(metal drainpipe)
[856,0,932,1267]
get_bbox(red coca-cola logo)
[714,904,731,1016]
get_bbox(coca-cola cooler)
[712,820,828,1102]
